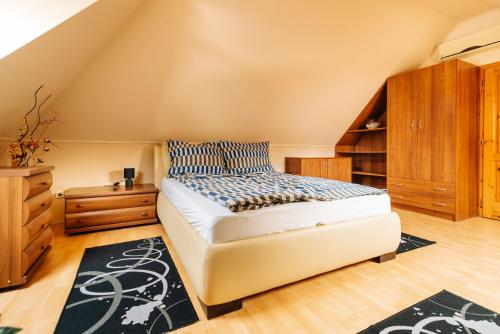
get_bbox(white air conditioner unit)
[438,25,500,61]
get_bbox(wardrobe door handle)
[418,120,424,129]
[411,120,416,130]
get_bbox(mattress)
[161,177,391,244]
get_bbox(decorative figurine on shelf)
[365,119,380,129]
[7,85,59,167]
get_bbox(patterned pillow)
[167,140,226,176]
[219,141,276,175]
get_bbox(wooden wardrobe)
[387,59,479,221]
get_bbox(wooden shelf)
[336,151,386,154]
[335,81,388,189]
[347,127,386,133]
[352,170,387,177]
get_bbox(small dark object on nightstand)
[124,168,135,189]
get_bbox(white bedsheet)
[161,177,391,244]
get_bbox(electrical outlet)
[55,191,64,199]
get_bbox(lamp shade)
[124,168,135,179]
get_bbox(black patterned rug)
[54,237,198,334]
[0,328,21,334]
[397,233,436,254]
[359,290,500,333]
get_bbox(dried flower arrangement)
[8,85,59,167]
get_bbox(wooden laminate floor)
[1,209,499,333]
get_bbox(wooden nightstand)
[64,184,159,234]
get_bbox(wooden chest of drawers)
[64,184,159,234]
[0,166,54,288]
[387,177,457,218]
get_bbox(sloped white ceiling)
[0,0,498,144]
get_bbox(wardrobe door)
[430,62,457,183]
[415,66,432,181]
[388,71,418,179]
[481,63,500,219]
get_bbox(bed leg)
[373,251,396,263]
[198,297,243,319]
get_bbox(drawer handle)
[140,199,149,203]
[78,219,87,223]
[141,213,149,217]
[41,202,46,207]
[40,181,50,186]
[40,245,46,251]
[392,195,403,199]
[433,187,447,192]
[393,183,403,186]
[41,224,47,229]
[433,202,447,207]
[76,204,85,208]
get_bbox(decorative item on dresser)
[285,157,352,182]
[386,59,479,221]
[64,184,159,234]
[0,166,54,289]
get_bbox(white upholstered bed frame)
[153,143,401,318]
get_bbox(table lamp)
[124,168,135,189]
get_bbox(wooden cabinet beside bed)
[65,184,158,234]
[285,157,352,182]
[0,166,54,288]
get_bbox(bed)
[153,143,401,318]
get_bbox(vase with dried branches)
[8,85,59,167]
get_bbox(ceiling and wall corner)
[0,0,145,139]
[3,0,498,145]
[0,0,98,59]
[422,8,500,66]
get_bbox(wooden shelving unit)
[336,151,386,154]
[352,170,387,177]
[335,82,387,189]
[346,127,387,133]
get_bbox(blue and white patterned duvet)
[173,172,386,212]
